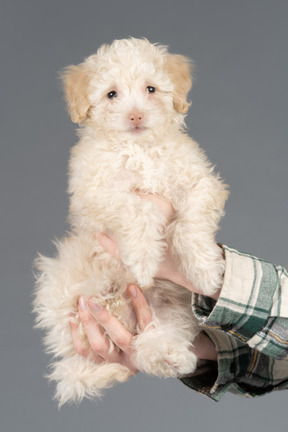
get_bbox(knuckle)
[114,334,129,349]
[74,343,88,357]
[95,309,110,324]
[79,309,93,325]
[139,317,151,330]
[90,339,107,355]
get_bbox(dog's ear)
[164,54,193,114]
[61,64,92,123]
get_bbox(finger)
[88,298,134,355]
[127,285,153,332]
[78,297,123,363]
[96,232,120,259]
[69,319,103,365]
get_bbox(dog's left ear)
[61,63,92,123]
[164,54,193,114]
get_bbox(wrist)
[210,288,221,301]
[193,332,217,361]
[168,268,221,298]
[171,270,197,293]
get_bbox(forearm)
[193,245,288,359]
[181,245,288,401]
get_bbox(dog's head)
[62,38,193,138]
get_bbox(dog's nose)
[128,111,144,126]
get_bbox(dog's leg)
[168,218,224,295]
[109,197,167,287]
[34,233,132,404]
[50,355,132,406]
[167,181,227,296]
[134,325,197,377]
[74,192,167,287]
[132,281,198,377]
[132,312,198,377]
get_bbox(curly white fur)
[34,38,229,405]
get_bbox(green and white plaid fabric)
[181,245,288,401]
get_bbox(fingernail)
[128,285,137,298]
[78,296,86,310]
[89,299,102,314]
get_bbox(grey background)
[1,0,287,431]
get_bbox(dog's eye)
[107,91,118,99]
[146,86,156,94]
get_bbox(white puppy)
[34,38,229,405]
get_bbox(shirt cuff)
[180,330,253,401]
[184,245,279,400]
[192,245,279,345]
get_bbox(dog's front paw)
[130,260,158,287]
[119,238,166,288]
[120,249,159,287]
[174,239,225,296]
[189,250,225,296]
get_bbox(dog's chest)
[72,140,196,204]
[112,145,184,195]
[120,149,165,185]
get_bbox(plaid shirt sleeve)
[180,245,288,401]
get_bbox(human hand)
[70,285,217,369]
[70,285,153,374]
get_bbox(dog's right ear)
[61,64,92,123]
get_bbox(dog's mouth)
[129,126,148,134]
